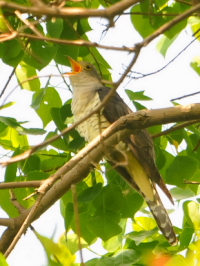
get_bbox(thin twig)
[171,91,200,102]
[184,180,200,184]
[129,34,199,80]
[0,74,61,108]
[17,33,134,52]
[71,185,85,266]
[15,11,44,37]
[124,12,179,16]
[0,67,16,99]
[152,119,200,139]
[4,193,44,258]
[9,190,26,214]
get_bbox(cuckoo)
[66,57,178,245]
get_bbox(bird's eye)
[84,64,92,71]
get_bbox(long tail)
[110,163,178,245]
[144,183,178,245]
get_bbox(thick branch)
[1,103,200,253]
[0,0,141,20]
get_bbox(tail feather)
[144,184,178,245]
[107,159,178,245]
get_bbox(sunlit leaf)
[16,62,40,91]
[32,87,62,127]
[165,156,199,188]
[170,187,195,200]
[183,201,200,230]
[0,252,9,266]
[35,232,76,266]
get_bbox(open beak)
[64,56,82,75]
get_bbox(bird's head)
[64,57,102,90]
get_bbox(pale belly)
[75,112,110,142]
[72,91,110,142]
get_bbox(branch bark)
[0,0,141,21]
[1,103,200,254]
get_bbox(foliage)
[0,0,200,265]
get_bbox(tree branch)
[1,103,200,254]
[0,0,141,22]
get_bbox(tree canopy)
[0,0,200,265]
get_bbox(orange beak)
[65,56,82,75]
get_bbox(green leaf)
[0,120,7,133]
[0,127,28,149]
[51,107,68,132]
[2,39,23,67]
[35,231,76,266]
[20,127,46,135]
[51,106,71,146]
[183,201,200,230]
[165,156,199,188]
[93,184,123,212]
[40,153,67,172]
[130,1,188,39]
[45,131,68,151]
[27,171,49,181]
[16,62,40,91]
[83,46,111,70]
[157,34,179,57]
[113,249,141,266]
[85,258,99,266]
[128,228,158,245]
[187,169,200,195]
[130,4,155,38]
[65,202,74,231]
[121,192,143,218]
[0,101,15,110]
[0,253,9,266]
[5,148,21,182]
[71,212,96,244]
[179,227,194,248]
[32,87,62,127]
[190,55,200,76]
[78,183,102,202]
[0,116,23,129]
[54,19,79,65]
[23,41,57,70]
[97,258,116,266]
[19,155,40,175]
[87,207,122,241]
[170,187,195,200]
[31,88,46,110]
[60,233,88,255]
[0,116,45,135]
[77,19,92,36]
[126,89,152,101]
[133,216,157,231]
[103,219,127,252]
[47,18,63,38]
[60,103,73,122]
[68,136,85,151]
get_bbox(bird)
[65,57,178,245]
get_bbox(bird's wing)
[97,86,173,203]
[98,86,177,245]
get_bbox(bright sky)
[0,12,200,266]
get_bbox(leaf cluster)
[0,0,200,265]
